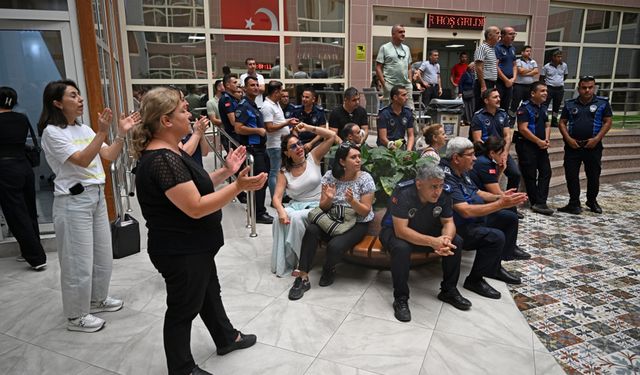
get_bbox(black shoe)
[489,266,522,285]
[437,289,472,311]
[288,277,310,300]
[558,204,582,215]
[531,204,554,216]
[517,210,525,219]
[393,297,411,322]
[586,201,602,214]
[318,268,335,287]
[216,332,257,356]
[256,213,274,224]
[463,277,501,299]
[191,365,213,375]
[509,246,531,261]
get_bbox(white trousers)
[53,184,113,318]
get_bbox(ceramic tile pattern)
[3,181,639,374]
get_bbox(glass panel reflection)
[584,10,619,44]
[0,0,67,10]
[615,48,640,79]
[209,0,280,30]
[293,0,345,32]
[620,13,640,44]
[283,37,344,79]
[125,0,205,27]
[209,34,280,79]
[580,47,614,79]
[547,7,584,43]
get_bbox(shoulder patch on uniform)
[225,102,231,107]
[235,109,242,117]
[489,168,496,175]
[443,184,451,193]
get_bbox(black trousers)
[545,86,564,114]
[246,146,269,216]
[150,252,237,375]
[505,153,522,191]
[516,139,551,206]
[474,79,496,111]
[0,158,46,267]
[380,226,462,300]
[298,222,369,273]
[421,84,439,108]
[496,79,513,113]
[459,209,518,272]
[563,143,603,206]
[511,83,531,114]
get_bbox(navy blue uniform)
[469,155,500,190]
[376,105,413,147]
[282,103,297,120]
[515,100,552,206]
[294,104,326,145]
[560,96,613,206]
[440,158,518,268]
[495,42,516,111]
[218,92,238,145]
[379,180,462,299]
[235,97,269,216]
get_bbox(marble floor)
[0,194,568,375]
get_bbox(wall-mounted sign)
[355,44,366,61]
[427,14,485,30]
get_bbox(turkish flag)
[221,0,286,43]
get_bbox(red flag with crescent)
[221,0,286,43]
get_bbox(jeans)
[266,147,281,200]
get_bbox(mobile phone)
[69,183,85,195]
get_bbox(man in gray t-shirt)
[375,24,413,108]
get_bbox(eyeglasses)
[580,75,595,80]
[394,46,406,60]
[458,151,475,158]
[508,32,517,36]
[288,141,303,151]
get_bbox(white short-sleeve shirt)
[260,97,290,149]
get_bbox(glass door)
[0,20,78,227]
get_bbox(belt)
[548,85,564,89]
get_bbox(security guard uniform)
[376,105,414,148]
[469,155,500,190]
[515,100,552,206]
[470,107,521,190]
[379,180,462,300]
[282,102,297,120]
[560,95,612,207]
[236,96,270,217]
[495,42,517,111]
[218,91,239,148]
[293,104,326,145]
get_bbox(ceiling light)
[445,44,465,48]
[188,35,205,40]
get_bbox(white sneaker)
[32,262,47,271]
[16,256,26,262]
[90,297,124,313]
[67,314,105,332]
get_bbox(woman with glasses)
[288,142,375,300]
[271,123,336,277]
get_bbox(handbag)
[24,123,41,167]
[462,89,474,100]
[308,204,357,236]
[111,213,141,259]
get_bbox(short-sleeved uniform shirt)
[376,42,412,88]
[517,100,548,141]
[218,92,239,141]
[541,62,568,88]
[376,105,413,146]
[418,60,440,85]
[282,103,297,119]
[470,108,510,141]
[495,42,516,78]
[440,158,485,228]
[135,148,223,256]
[329,106,368,135]
[515,59,538,85]
[469,155,499,190]
[561,96,612,141]
[235,98,266,146]
[474,42,498,81]
[294,104,327,144]
[381,179,452,237]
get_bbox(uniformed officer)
[234,75,273,224]
[495,27,518,113]
[293,87,327,152]
[557,76,613,214]
[515,82,554,215]
[470,88,522,191]
[376,85,415,151]
[440,137,527,299]
[380,164,471,322]
[279,90,297,119]
[218,74,240,148]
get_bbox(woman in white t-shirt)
[38,80,140,333]
[271,122,336,277]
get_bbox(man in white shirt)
[511,45,539,118]
[240,57,266,108]
[540,50,568,127]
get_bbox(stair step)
[549,167,640,195]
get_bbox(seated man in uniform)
[380,164,471,323]
[376,85,415,151]
[440,137,527,299]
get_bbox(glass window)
[543,47,579,80]
[547,7,584,43]
[0,0,67,10]
[209,0,280,30]
[209,34,280,79]
[615,48,640,79]
[620,12,640,44]
[128,31,207,79]
[374,8,424,28]
[612,82,640,112]
[282,37,344,80]
[125,0,205,27]
[293,0,345,33]
[584,10,619,44]
[485,15,528,32]
[580,47,615,79]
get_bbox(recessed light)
[445,44,465,48]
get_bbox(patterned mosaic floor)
[505,180,640,375]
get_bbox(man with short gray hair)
[380,164,471,322]
[474,26,500,111]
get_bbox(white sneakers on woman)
[67,297,124,332]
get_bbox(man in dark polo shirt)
[218,74,240,147]
[234,76,273,224]
[496,27,518,114]
[515,82,553,215]
[376,85,415,151]
[557,76,613,214]
[380,164,471,322]
[329,87,369,143]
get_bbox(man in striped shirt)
[473,26,500,111]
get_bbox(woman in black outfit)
[132,87,267,375]
[0,87,47,270]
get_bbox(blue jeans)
[266,147,281,200]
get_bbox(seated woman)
[271,122,336,277]
[421,123,447,162]
[288,143,375,300]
